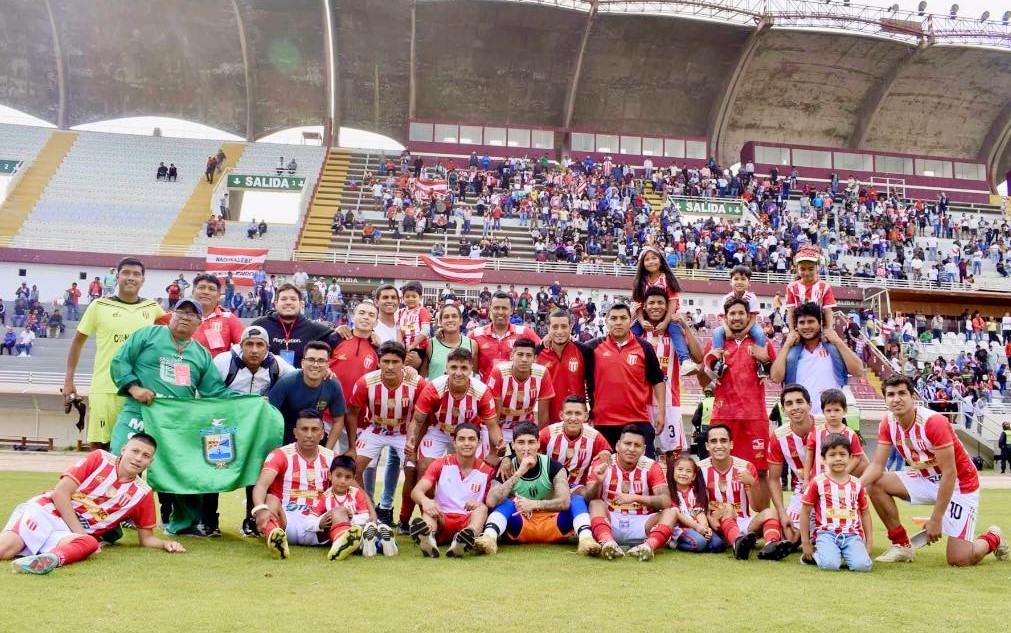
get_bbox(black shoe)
[174,524,212,537]
[397,519,411,536]
[241,516,259,537]
[757,540,793,561]
[376,507,394,527]
[409,517,429,541]
[100,525,124,546]
[205,513,221,537]
[733,532,758,560]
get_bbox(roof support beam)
[323,0,341,145]
[707,17,770,164]
[42,0,65,129]
[229,0,255,141]
[847,43,927,150]
[980,102,1011,192]
[562,0,598,132]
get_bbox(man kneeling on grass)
[1,433,185,575]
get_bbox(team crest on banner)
[201,418,237,469]
[568,358,579,372]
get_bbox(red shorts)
[715,418,769,471]
[435,512,471,545]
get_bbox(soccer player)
[860,374,1008,566]
[583,425,678,561]
[1,433,185,575]
[631,287,704,464]
[309,455,396,560]
[767,384,817,547]
[407,348,501,472]
[486,338,555,448]
[347,341,425,530]
[252,283,341,367]
[469,292,541,382]
[536,310,587,424]
[699,425,792,561]
[250,411,336,559]
[702,297,776,509]
[804,388,867,479]
[473,422,596,555]
[800,434,873,572]
[63,256,164,450]
[410,423,495,558]
[539,396,612,494]
[109,298,239,536]
[267,341,348,450]
[157,273,244,357]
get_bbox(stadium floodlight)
[889,3,899,13]
[843,0,850,6]
[949,4,958,17]
[980,11,990,22]
[917,2,927,17]
[1004,11,1011,25]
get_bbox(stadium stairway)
[0,131,78,236]
[159,142,246,254]
[298,148,351,251]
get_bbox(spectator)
[156,162,168,180]
[64,283,82,320]
[168,163,178,181]
[48,309,64,339]
[15,325,35,356]
[247,219,258,239]
[205,156,217,183]
[1,327,14,355]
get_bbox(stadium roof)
[1,0,1009,185]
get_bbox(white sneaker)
[987,525,1009,561]
[601,540,624,560]
[874,543,915,563]
[446,528,476,558]
[577,535,601,557]
[360,523,378,558]
[679,359,700,377]
[378,523,398,557]
[627,543,654,561]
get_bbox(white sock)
[483,511,507,538]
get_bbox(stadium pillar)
[43,0,66,129]
[230,0,256,141]
[324,0,341,146]
[707,17,770,165]
[408,0,417,119]
[847,43,928,150]
[980,103,1011,193]
[561,0,598,158]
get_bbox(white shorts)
[2,503,73,557]
[608,511,652,545]
[481,426,513,458]
[283,511,326,547]
[896,471,980,540]
[356,430,406,468]
[787,492,804,531]
[650,404,686,453]
[420,428,452,460]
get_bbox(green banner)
[141,395,283,494]
[227,173,306,191]
[670,196,744,217]
[0,159,22,174]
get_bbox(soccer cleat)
[473,532,498,556]
[600,540,624,560]
[397,519,411,536]
[410,518,440,558]
[328,525,363,561]
[757,540,793,561]
[627,543,654,562]
[733,532,758,560]
[447,528,476,558]
[361,523,379,558]
[11,553,59,575]
[987,525,1009,561]
[679,359,700,377]
[874,544,915,563]
[378,524,399,557]
[376,507,394,527]
[578,535,602,557]
[241,516,259,538]
[267,527,289,560]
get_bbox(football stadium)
[1,1,1011,631]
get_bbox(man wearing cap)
[109,298,239,535]
[214,325,297,535]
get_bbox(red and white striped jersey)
[806,424,863,477]
[698,457,758,519]
[396,305,432,349]
[310,486,371,524]
[348,370,426,435]
[674,486,706,521]
[641,327,681,406]
[784,279,837,309]
[767,422,815,480]
[262,444,335,515]
[487,362,555,429]
[801,473,868,538]
[587,457,666,516]
[639,275,681,311]
[30,450,156,537]
[421,454,495,514]
[414,374,497,435]
[539,423,612,488]
[878,406,979,494]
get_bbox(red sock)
[645,524,674,552]
[762,518,783,543]
[979,530,1000,554]
[887,525,911,548]
[50,535,99,566]
[329,521,350,544]
[590,517,614,544]
[720,517,742,543]
[261,515,281,544]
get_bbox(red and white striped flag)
[419,255,486,285]
[412,179,449,201]
[206,246,269,286]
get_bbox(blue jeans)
[814,532,872,572]
[886,446,904,471]
[668,322,692,364]
[677,528,727,552]
[363,449,402,511]
[711,322,767,349]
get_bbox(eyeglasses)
[303,358,328,366]
[173,312,201,321]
